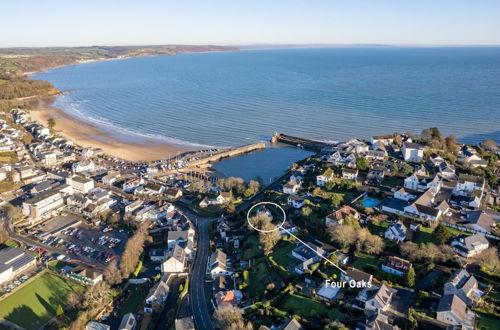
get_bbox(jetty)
[185,142,266,167]
[271,132,333,151]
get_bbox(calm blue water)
[33,47,500,148]
[213,144,313,182]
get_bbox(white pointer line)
[280,227,346,275]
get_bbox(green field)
[0,271,84,329]
[243,235,261,259]
[249,261,281,296]
[370,220,391,236]
[271,241,297,269]
[413,226,439,244]
[279,293,343,320]
[353,252,381,270]
[477,312,500,330]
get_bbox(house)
[125,200,143,214]
[68,265,103,285]
[144,276,169,313]
[381,256,412,277]
[215,290,243,307]
[402,142,424,162]
[149,249,168,262]
[287,195,306,209]
[439,162,457,179]
[0,247,37,285]
[327,152,357,168]
[436,294,476,330]
[325,205,359,225]
[142,182,166,195]
[123,178,142,192]
[357,284,396,314]
[465,210,496,233]
[69,175,94,194]
[207,250,233,278]
[72,161,95,173]
[384,222,407,242]
[451,234,489,258]
[342,168,358,181]
[317,281,341,301]
[283,179,301,194]
[444,269,483,306]
[22,189,64,222]
[278,318,304,330]
[430,154,445,167]
[367,167,385,183]
[102,171,120,186]
[453,174,485,198]
[316,168,334,187]
[118,313,136,330]
[404,173,441,192]
[199,192,232,207]
[334,250,350,265]
[341,268,373,285]
[394,187,418,201]
[403,188,443,222]
[291,242,326,274]
[85,321,111,330]
[161,245,185,273]
[357,312,400,330]
[40,151,57,166]
[164,187,183,200]
[371,135,394,146]
[167,230,194,257]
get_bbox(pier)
[185,142,266,167]
[271,132,333,151]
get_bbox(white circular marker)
[246,202,286,233]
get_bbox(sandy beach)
[29,96,189,162]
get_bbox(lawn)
[243,235,261,259]
[382,176,404,188]
[279,293,343,320]
[117,283,150,318]
[248,260,281,296]
[353,252,381,270]
[477,312,500,330]
[413,226,439,244]
[0,271,84,329]
[0,151,18,164]
[370,220,391,236]
[271,240,297,269]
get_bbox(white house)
[465,211,496,233]
[342,168,358,181]
[207,250,233,278]
[384,222,407,242]
[69,175,94,194]
[316,168,334,187]
[287,195,306,209]
[72,161,95,173]
[283,180,301,194]
[451,234,489,258]
[402,142,424,162]
[161,245,185,273]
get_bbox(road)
[175,205,215,330]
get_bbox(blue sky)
[2,0,500,47]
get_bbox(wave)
[53,96,219,150]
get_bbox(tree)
[69,311,89,330]
[56,304,64,316]
[249,214,280,255]
[433,225,454,244]
[445,135,458,154]
[301,206,312,217]
[330,193,344,206]
[473,247,500,275]
[47,117,55,129]
[0,227,7,245]
[214,305,252,330]
[406,267,416,287]
[82,281,112,313]
[225,202,236,214]
[328,224,357,249]
[104,260,122,285]
[356,228,384,254]
[247,180,260,195]
[120,221,149,278]
[482,139,497,151]
[356,157,368,171]
[67,291,82,308]
[344,214,361,229]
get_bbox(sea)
[33,47,500,180]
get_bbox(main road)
[175,205,215,330]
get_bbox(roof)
[458,174,484,185]
[118,313,136,330]
[168,231,189,242]
[370,284,397,308]
[24,189,60,205]
[467,211,496,232]
[72,175,93,184]
[292,242,324,260]
[0,247,35,272]
[447,269,477,294]
[437,294,467,321]
[326,205,358,221]
[454,234,489,251]
[210,250,227,268]
[404,142,423,150]
[279,318,303,330]
[346,267,373,283]
[71,265,102,280]
[384,256,412,271]
[170,245,186,263]
[85,321,111,330]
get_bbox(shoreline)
[28,96,190,162]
